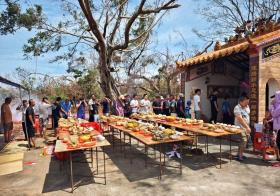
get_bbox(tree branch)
[111,0,180,51]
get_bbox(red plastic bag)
[79,122,103,133]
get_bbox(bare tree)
[193,0,280,41]
[0,0,180,99]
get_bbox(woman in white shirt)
[139,94,152,114]
[130,94,139,114]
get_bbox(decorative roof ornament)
[214,41,221,51]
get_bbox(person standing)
[152,95,162,115]
[139,94,152,114]
[234,95,251,161]
[25,99,36,148]
[193,89,202,120]
[222,95,232,124]
[115,95,125,116]
[16,100,28,141]
[209,89,219,123]
[52,97,63,136]
[88,95,100,122]
[76,98,87,119]
[38,97,52,139]
[1,97,13,143]
[185,100,192,119]
[124,95,131,117]
[176,93,185,118]
[130,94,139,114]
[162,95,171,116]
[102,96,111,116]
[61,98,72,118]
[270,91,280,161]
[169,95,177,116]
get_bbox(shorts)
[194,111,201,120]
[39,118,48,128]
[94,114,100,122]
[3,122,13,132]
[53,117,59,129]
[26,126,35,138]
[239,130,248,144]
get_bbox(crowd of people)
[0,91,279,162]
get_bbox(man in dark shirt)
[26,99,36,148]
[209,89,219,123]
[102,96,111,116]
[169,95,177,115]
[176,93,185,118]
[162,95,170,116]
[52,97,62,135]
[152,96,162,115]
[124,95,131,117]
[89,95,100,122]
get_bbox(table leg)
[229,135,232,162]
[206,135,209,156]
[145,144,148,168]
[69,152,74,193]
[163,144,166,167]
[96,147,99,174]
[195,134,198,150]
[159,143,162,180]
[180,142,183,175]
[129,136,132,165]
[91,148,93,168]
[219,137,222,169]
[103,147,106,185]
[119,130,122,151]
[204,135,207,152]
[124,133,126,158]
[154,145,156,159]
[112,127,115,151]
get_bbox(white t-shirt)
[130,99,139,113]
[139,99,151,113]
[39,102,51,119]
[234,104,250,129]
[193,95,200,111]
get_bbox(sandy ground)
[0,128,280,196]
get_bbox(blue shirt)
[102,99,110,114]
[61,101,72,113]
[222,100,230,115]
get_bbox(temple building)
[176,23,280,125]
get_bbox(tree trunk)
[99,56,113,99]
[98,57,120,100]
[166,78,172,95]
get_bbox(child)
[262,111,276,160]
[185,100,192,119]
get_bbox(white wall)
[185,73,243,121]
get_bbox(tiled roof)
[176,29,280,68]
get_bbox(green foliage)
[77,69,103,99]
[15,67,35,91]
[23,31,61,57]
[0,0,42,35]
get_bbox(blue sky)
[0,0,208,79]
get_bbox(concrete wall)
[258,44,280,122]
[185,72,243,121]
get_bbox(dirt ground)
[0,129,280,196]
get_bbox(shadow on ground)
[42,151,100,194]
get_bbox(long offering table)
[106,121,193,180]
[54,118,110,193]
[131,114,243,168]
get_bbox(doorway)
[265,78,279,110]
